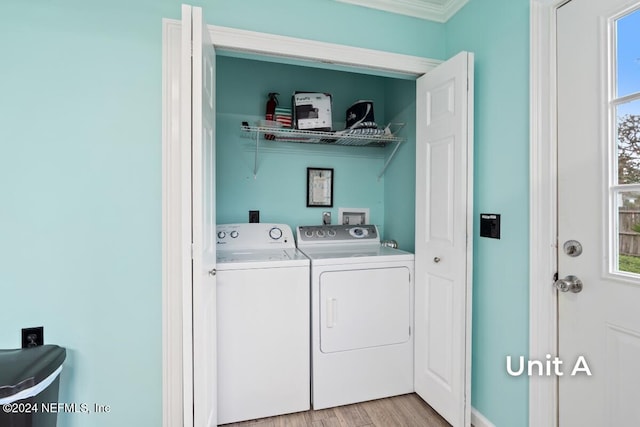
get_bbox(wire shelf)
[241,124,405,147]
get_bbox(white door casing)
[529,1,567,425]
[161,17,185,427]
[557,1,640,426]
[414,51,474,427]
[179,8,193,426]
[181,5,217,427]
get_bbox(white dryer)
[216,223,310,425]
[296,224,414,410]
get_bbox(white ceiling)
[336,0,469,23]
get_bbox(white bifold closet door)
[181,4,217,427]
[414,51,474,427]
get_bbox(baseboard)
[471,407,496,427]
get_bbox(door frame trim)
[162,19,448,427]
[208,25,441,77]
[530,0,567,426]
[162,18,186,427]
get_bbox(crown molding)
[336,0,469,23]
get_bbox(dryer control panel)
[297,225,379,247]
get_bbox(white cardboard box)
[293,92,332,131]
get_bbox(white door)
[557,1,640,425]
[181,5,217,427]
[414,51,474,427]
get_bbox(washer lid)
[216,248,309,269]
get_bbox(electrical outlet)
[249,210,260,223]
[22,326,44,348]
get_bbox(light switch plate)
[480,213,500,239]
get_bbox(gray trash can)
[0,345,66,427]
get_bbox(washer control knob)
[327,229,337,237]
[269,227,283,240]
[230,230,239,238]
[316,230,326,237]
[305,230,314,238]
[217,231,226,239]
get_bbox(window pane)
[616,9,640,98]
[618,191,640,275]
[617,99,640,184]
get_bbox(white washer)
[216,223,310,425]
[297,224,414,410]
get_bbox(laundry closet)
[166,7,473,426]
[214,53,418,426]
[214,54,417,248]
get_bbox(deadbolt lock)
[563,240,583,257]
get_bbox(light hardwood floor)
[221,393,451,427]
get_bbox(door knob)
[554,275,583,293]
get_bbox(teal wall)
[1,0,533,425]
[446,1,531,426]
[383,79,417,252]
[0,1,445,426]
[217,56,387,233]
[195,0,446,59]
[216,56,417,246]
[1,1,166,426]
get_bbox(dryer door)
[319,267,411,353]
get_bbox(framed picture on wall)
[307,167,334,207]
